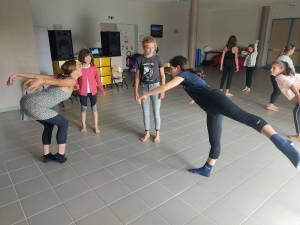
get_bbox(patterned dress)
[20,86,71,121]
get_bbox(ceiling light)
[289,4,296,6]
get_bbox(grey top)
[279,55,295,72]
[20,85,71,121]
[135,55,164,84]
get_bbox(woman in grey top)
[7,60,82,163]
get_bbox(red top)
[76,65,105,96]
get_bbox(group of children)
[6,35,300,178]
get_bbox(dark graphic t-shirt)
[135,55,164,84]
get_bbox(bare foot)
[141,133,150,142]
[81,126,87,132]
[267,105,279,112]
[226,93,233,97]
[95,127,100,134]
[242,87,248,91]
[288,135,300,142]
[245,88,251,92]
[154,135,160,143]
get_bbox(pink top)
[276,73,300,100]
[77,65,105,96]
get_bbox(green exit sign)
[108,16,114,20]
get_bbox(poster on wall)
[138,33,144,42]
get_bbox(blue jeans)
[141,82,161,131]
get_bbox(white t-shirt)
[279,55,295,72]
[82,64,91,93]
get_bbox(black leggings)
[220,63,235,89]
[37,114,68,145]
[269,75,281,104]
[245,67,255,88]
[293,103,300,134]
[196,89,268,159]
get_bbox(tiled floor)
[1,66,300,225]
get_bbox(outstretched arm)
[134,69,141,101]
[254,40,259,54]
[159,67,166,99]
[7,73,55,86]
[138,76,184,103]
[220,47,226,71]
[234,47,239,72]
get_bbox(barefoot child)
[271,60,300,141]
[242,40,259,92]
[267,44,296,112]
[134,36,165,143]
[77,49,105,133]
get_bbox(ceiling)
[120,0,299,10]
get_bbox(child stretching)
[138,55,300,177]
[271,60,300,141]
[267,44,296,111]
[77,49,105,134]
[242,40,259,92]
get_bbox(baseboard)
[0,105,20,113]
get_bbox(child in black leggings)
[138,56,300,177]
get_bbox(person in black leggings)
[268,75,281,111]
[138,55,300,177]
[267,44,296,112]
[220,35,239,96]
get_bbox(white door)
[116,24,135,70]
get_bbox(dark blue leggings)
[269,75,281,104]
[220,63,235,89]
[197,89,268,159]
[37,114,68,145]
[245,67,255,88]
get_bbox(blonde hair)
[142,36,157,48]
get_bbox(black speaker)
[101,31,121,56]
[48,30,74,60]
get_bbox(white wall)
[261,4,300,66]
[208,7,261,50]
[0,0,39,112]
[203,5,300,67]
[30,0,189,64]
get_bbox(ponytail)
[276,48,285,60]
[276,44,295,59]
[188,68,206,80]
[54,60,77,79]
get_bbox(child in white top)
[242,40,259,92]
[271,60,300,141]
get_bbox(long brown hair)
[276,44,295,59]
[54,60,77,79]
[272,60,295,76]
[169,55,206,80]
[78,48,95,66]
[226,35,237,49]
[247,44,255,56]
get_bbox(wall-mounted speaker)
[101,31,121,56]
[48,30,74,60]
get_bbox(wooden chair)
[163,63,172,80]
[111,67,128,90]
